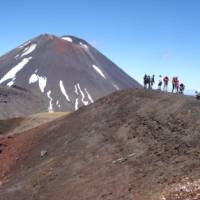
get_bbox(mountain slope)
[0,89,199,200]
[0,34,141,117]
[0,112,68,138]
[0,85,47,119]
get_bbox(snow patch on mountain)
[0,57,32,86]
[21,44,37,57]
[56,100,61,108]
[7,80,15,87]
[92,64,106,79]
[62,37,73,43]
[29,72,47,93]
[47,91,54,112]
[29,73,38,84]
[38,77,47,93]
[75,98,79,111]
[59,80,70,102]
[80,42,89,49]
[84,88,94,103]
[18,41,31,49]
[74,85,78,95]
[77,83,89,106]
[15,55,19,59]
[112,83,120,90]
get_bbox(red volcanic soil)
[54,38,80,54]
[0,89,200,200]
[54,38,69,53]
[0,113,68,182]
[0,132,33,181]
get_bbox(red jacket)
[172,77,179,86]
[172,77,177,84]
[163,76,169,83]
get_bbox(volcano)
[0,34,140,118]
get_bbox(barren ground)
[0,89,199,200]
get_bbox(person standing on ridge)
[143,74,148,89]
[150,75,155,89]
[172,77,177,93]
[179,83,185,94]
[176,78,180,93]
[195,91,200,100]
[158,75,162,90]
[163,76,169,92]
[147,75,151,89]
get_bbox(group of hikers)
[143,74,185,94]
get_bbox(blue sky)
[0,0,200,91]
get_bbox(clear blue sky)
[0,0,200,91]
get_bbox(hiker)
[172,77,179,93]
[143,74,148,88]
[163,76,169,92]
[147,75,151,89]
[150,75,155,89]
[175,78,180,93]
[179,83,185,94]
[158,75,162,90]
[195,91,200,100]
[172,77,176,93]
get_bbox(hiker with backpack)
[144,74,151,89]
[179,83,185,94]
[163,76,169,92]
[158,75,162,90]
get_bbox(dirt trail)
[0,89,199,200]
